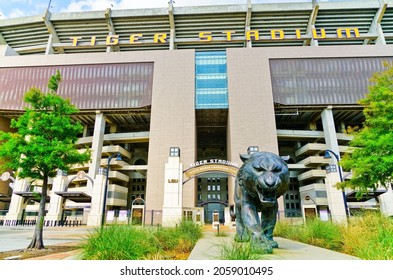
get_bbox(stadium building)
[1,0,393,227]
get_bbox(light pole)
[101,152,122,228]
[324,149,349,217]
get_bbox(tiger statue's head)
[238,151,290,206]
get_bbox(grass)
[80,220,202,260]
[274,212,393,260]
[217,241,268,260]
[215,231,229,237]
[274,217,343,251]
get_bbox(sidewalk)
[187,227,359,260]
[0,226,91,260]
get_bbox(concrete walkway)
[0,226,91,260]
[187,229,359,260]
[0,225,359,260]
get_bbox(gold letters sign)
[183,163,239,183]
[69,27,361,47]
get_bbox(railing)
[0,218,84,227]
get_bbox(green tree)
[0,71,90,249]
[339,62,393,197]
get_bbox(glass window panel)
[195,51,228,109]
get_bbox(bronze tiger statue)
[232,151,290,254]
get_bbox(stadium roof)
[1,0,393,55]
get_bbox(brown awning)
[55,191,91,203]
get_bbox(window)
[195,51,229,109]
[169,147,180,157]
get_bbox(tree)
[0,71,90,249]
[338,62,393,197]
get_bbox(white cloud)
[0,1,47,18]
[60,0,248,13]
[8,8,27,18]
[1,0,307,18]
[9,0,34,4]
[61,0,117,12]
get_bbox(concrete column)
[379,184,393,216]
[227,177,235,207]
[0,44,19,56]
[46,171,68,222]
[88,112,106,193]
[224,207,234,227]
[162,156,183,227]
[87,171,106,226]
[45,34,55,55]
[277,196,285,219]
[226,48,280,219]
[321,107,347,224]
[5,179,30,222]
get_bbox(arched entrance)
[131,196,146,225]
[201,200,228,224]
[183,161,239,224]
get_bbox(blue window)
[195,51,228,109]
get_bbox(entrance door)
[205,203,225,224]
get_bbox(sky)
[0,0,318,19]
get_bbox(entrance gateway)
[161,149,239,227]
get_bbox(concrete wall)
[227,47,279,160]
[146,50,196,222]
[226,48,279,205]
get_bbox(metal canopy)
[0,193,11,203]
[13,192,50,203]
[55,191,92,203]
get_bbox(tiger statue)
[232,151,290,254]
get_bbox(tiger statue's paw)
[250,241,273,254]
[234,233,250,242]
[267,239,279,248]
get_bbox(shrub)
[81,221,202,260]
[341,212,393,260]
[81,225,156,260]
[275,212,393,260]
